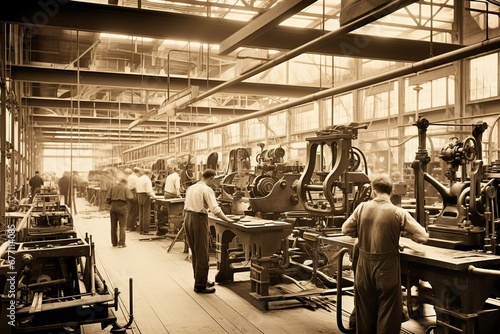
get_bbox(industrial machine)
[0,183,134,333]
[275,124,371,288]
[1,185,77,243]
[296,123,372,228]
[219,147,256,214]
[411,117,500,252]
[0,235,132,334]
[247,144,305,219]
[179,154,198,193]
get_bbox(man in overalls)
[342,174,428,333]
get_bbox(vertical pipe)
[10,83,15,196]
[0,23,6,218]
[90,236,96,296]
[336,247,355,333]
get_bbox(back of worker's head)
[371,173,393,195]
[202,169,216,180]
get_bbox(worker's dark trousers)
[184,211,210,288]
[137,193,151,233]
[110,201,127,246]
[127,191,138,230]
[354,248,402,334]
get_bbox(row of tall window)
[116,52,500,170]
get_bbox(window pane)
[470,53,498,101]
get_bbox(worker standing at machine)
[106,178,134,247]
[183,169,236,293]
[342,174,428,334]
[136,168,156,235]
[58,171,72,207]
[164,167,182,198]
[126,167,141,231]
[29,170,44,199]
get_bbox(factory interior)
[1,0,500,333]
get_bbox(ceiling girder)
[23,97,260,116]
[37,136,147,144]
[219,0,317,55]
[2,0,462,62]
[33,126,174,135]
[11,65,319,97]
[31,114,214,127]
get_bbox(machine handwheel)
[463,136,477,161]
[348,150,361,171]
[425,326,436,334]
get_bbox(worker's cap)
[133,167,141,172]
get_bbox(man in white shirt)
[126,167,141,231]
[135,168,156,235]
[183,169,236,293]
[164,167,181,198]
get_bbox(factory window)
[211,129,222,148]
[268,112,286,137]
[293,104,319,133]
[333,56,355,84]
[470,53,499,101]
[42,148,94,175]
[289,54,332,86]
[325,93,353,125]
[245,119,266,140]
[255,54,333,87]
[362,59,399,78]
[362,83,397,120]
[405,75,455,112]
[403,125,419,163]
[194,133,207,150]
[226,123,240,145]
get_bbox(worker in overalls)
[342,174,428,333]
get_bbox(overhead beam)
[11,65,319,98]
[31,114,214,127]
[23,97,259,116]
[33,127,176,135]
[219,0,317,55]
[1,0,462,62]
[36,136,147,144]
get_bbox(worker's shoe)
[194,285,216,294]
[206,280,215,288]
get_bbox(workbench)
[154,197,184,235]
[322,235,500,333]
[208,215,293,297]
